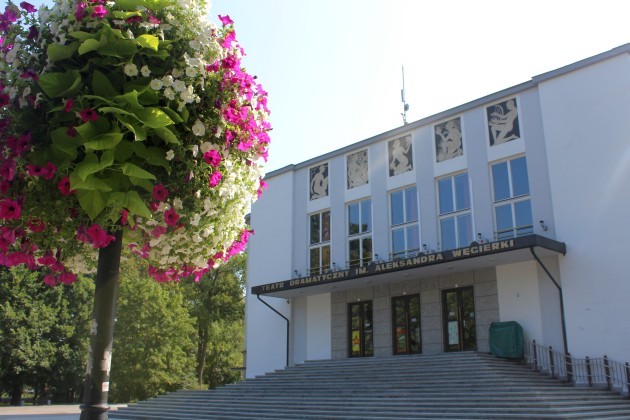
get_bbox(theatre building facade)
[244,44,630,378]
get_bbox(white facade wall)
[538,52,630,361]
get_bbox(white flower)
[172,80,186,92]
[163,87,175,100]
[191,145,199,157]
[199,142,213,153]
[124,63,138,77]
[141,65,151,77]
[173,198,183,210]
[192,120,205,136]
[150,79,163,90]
[162,75,174,87]
[171,68,183,78]
[185,66,198,78]
[189,39,201,51]
[165,150,175,161]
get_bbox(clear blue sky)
[4,0,629,173]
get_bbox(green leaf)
[100,106,137,118]
[139,48,171,60]
[69,31,98,41]
[107,191,127,207]
[153,127,179,145]
[92,70,119,98]
[51,127,78,160]
[38,70,82,98]
[121,162,156,180]
[98,32,137,57]
[84,133,124,151]
[75,118,111,139]
[117,115,147,141]
[74,153,100,181]
[110,10,141,19]
[101,149,115,167]
[136,108,174,128]
[77,190,108,220]
[135,34,159,51]
[114,140,134,162]
[138,89,159,106]
[129,176,154,192]
[78,38,101,55]
[72,174,113,192]
[47,42,79,63]
[114,91,143,111]
[111,0,174,11]
[126,191,152,219]
[159,107,183,123]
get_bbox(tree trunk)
[9,383,22,406]
[80,229,123,420]
[197,324,209,385]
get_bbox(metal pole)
[80,229,123,420]
[256,294,290,367]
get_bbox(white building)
[245,44,630,378]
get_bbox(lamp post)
[80,229,123,420]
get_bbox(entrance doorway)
[392,295,421,355]
[348,301,373,357]
[442,287,476,352]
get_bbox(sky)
[4,0,628,173]
[208,0,629,172]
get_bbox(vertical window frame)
[491,156,533,239]
[308,210,331,275]
[389,186,420,259]
[347,199,372,268]
[437,172,472,250]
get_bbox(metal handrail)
[524,340,630,397]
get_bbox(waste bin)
[489,321,524,359]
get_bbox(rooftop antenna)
[400,65,410,125]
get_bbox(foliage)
[108,258,196,403]
[0,0,270,284]
[0,267,93,404]
[181,253,245,385]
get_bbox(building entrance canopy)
[252,235,566,299]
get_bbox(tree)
[0,267,93,405]
[182,253,246,386]
[108,259,196,403]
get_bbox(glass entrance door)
[392,295,421,355]
[348,301,373,357]
[442,287,476,352]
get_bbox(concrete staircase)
[110,352,630,419]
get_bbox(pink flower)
[87,224,115,249]
[26,164,46,177]
[152,184,169,202]
[0,160,16,180]
[19,2,36,12]
[38,251,56,266]
[91,4,108,19]
[121,209,128,226]
[208,171,222,187]
[148,14,160,24]
[26,25,38,39]
[79,108,98,122]
[151,225,167,238]
[43,162,57,180]
[237,140,253,151]
[0,94,10,106]
[0,199,21,220]
[57,177,75,196]
[64,98,74,113]
[58,272,77,285]
[27,219,45,233]
[203,149,222,167]
[19,69,38,80]
[67,126,77,137]
[218,15,234,26]
[74,2,87,21]
[43,274,56,286]
[164,208,179,227]
[125,15,142,23]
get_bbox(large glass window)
[390,186,420,259]
[309,211,330,275]
[438,173,472,250]
[348,199,372,268]
[492,156,533,239]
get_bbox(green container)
[489,321,524,359]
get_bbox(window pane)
[361,200,372,233]
[362,237,372,265]
[391,191,404,226]
[511,157,530,197]
[392,229,405,256]
[405,187,418,222]
[495,204,514,238]
[454,173,470,210]
[457,214,473,247]
[310,248,320,273]
[492,162,510,201]
[407,225,420,252]
[439,178,454,214]
[349,239,360,267]
[348,203,359,235]
[514,199,533,235]
[440,218,456,251]
[321,245,331,271]
[310,214,320,244]
[321,211,330,242]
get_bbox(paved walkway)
[0,404,126,420]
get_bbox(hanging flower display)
[0,0,271,284]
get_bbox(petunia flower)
[208,170,222,187]
[74,2,87,21]
[91,5,108,19]
[203,149,221,167]
[79,108,98,122]
[43,274,56,286]
[63,98,74,112]
[164,208,180,227]
[0,199,21,220]
[57,177,75,196]
[19,2,37,12]
[218,15,234,26]
[152,184,169,202]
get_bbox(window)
[390,186,419,259]
[438,173,472,250]
[347,199,372,268]
[492,156,533,239]
[309,211,330,275]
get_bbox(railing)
[524,340,630,397]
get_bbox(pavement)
[0,404,127,420]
